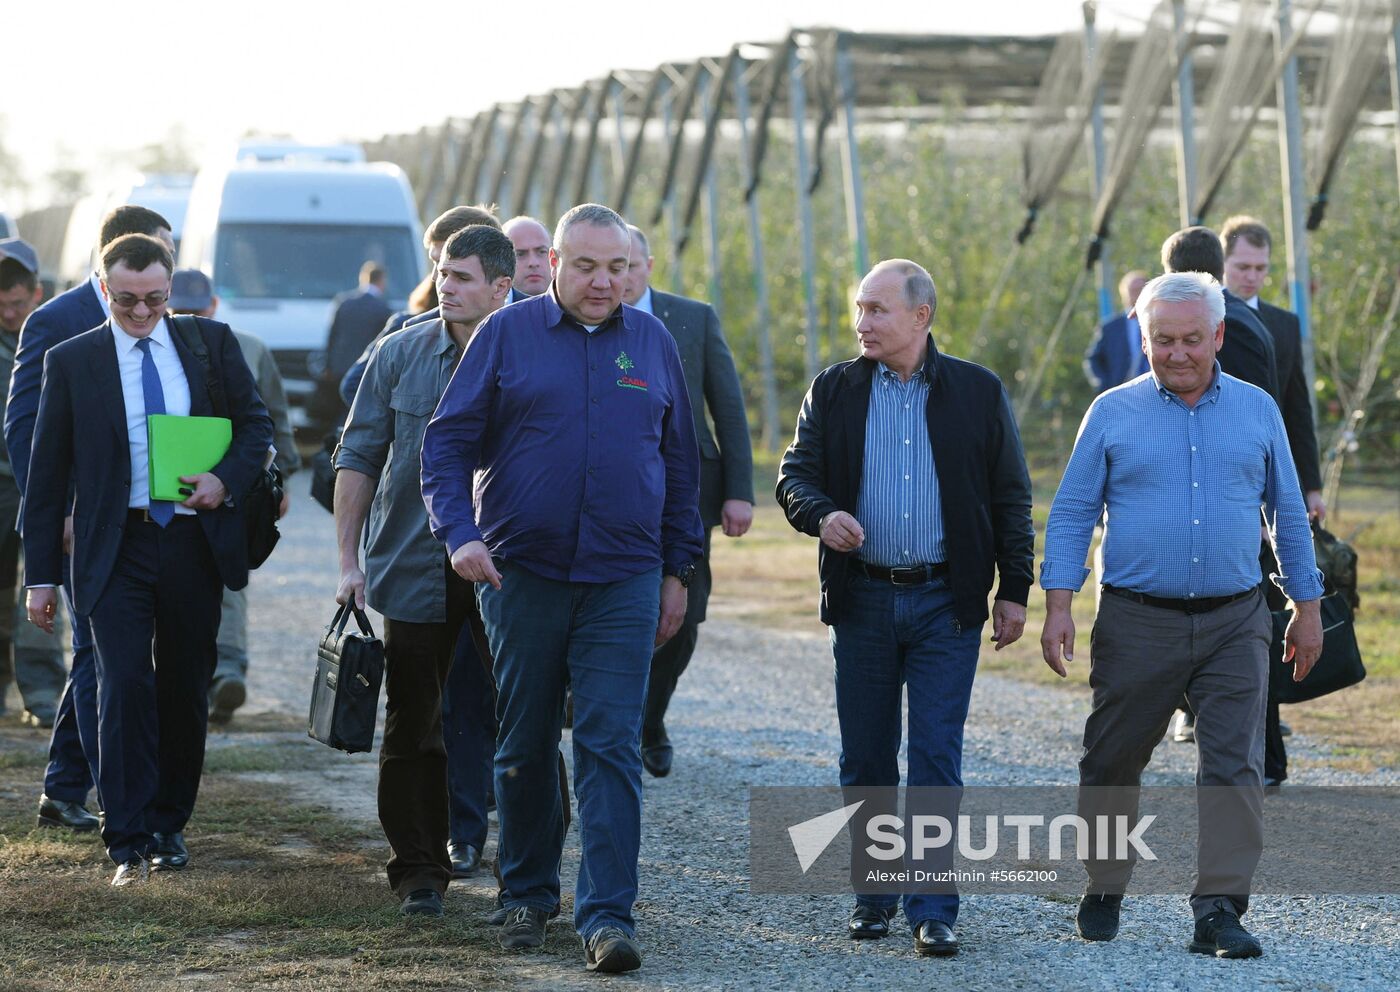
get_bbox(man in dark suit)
[777,258,1034,956]
[1220,215,1325,787]
[1083,270,1149,392]
[5,205,174,834]
[24,234,272,886]
[621,224,754,778]
[314,262,392,429]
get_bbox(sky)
[1,0,1169,210]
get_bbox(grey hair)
[553,203,629,250]
[871,258,937,327]
[1135,271,1225,331]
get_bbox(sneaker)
[1189,909,1263,959]
[498,905,548,949]
[1076,893,1123,941]
[1172,710,1196,743]
[585,926,642,973]
[400,888,444,917]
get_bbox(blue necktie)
[135,338,174,527]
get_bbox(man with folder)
[22,234,272,887]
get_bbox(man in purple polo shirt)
[421,203,703,974]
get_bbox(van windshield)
[213,223,419,302]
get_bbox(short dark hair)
[426,204,500,248]
[0,258,38,294]
[98,205,171,252]
[359,261,386,285]
[1161,226,1224,281]
[442,225,517,284]
[101,234,174,280]
[1220,215,1272,257]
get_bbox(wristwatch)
[665,561,698,588]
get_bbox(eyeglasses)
[111,291,170,310]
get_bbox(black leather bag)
[171,315,282,568]
[309,602,385,753]
[1269,592,1365,704]
[310,428,340,513]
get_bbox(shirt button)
[904,404,910,410]
[904,475,910,481]
[591,397,599,404]
[1193,557,1199,563]
[904,439,911,445]
[1188,592,1196,598]
[1191,446,1197,452]
[1193,519,1199,525]
[903,513,910,519]
[1189,411,1195,416]
[591,431,598,438]
[1193,482,1199,488]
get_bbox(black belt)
[850,559,949,586]
[1102,584,1256,615]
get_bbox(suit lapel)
[88,323,129,448]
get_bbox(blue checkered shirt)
[1040,366,1324,602]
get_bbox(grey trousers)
[214,587,248,681]
[0,538,68,713]
[1078,588,1270,921]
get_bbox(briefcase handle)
[330,600,376,639]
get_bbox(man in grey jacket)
[621,224,754,778]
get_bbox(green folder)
[147,415,232,502]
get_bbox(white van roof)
[236,142,365,164]
[211,162,417,224]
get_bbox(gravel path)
[227,475,1399,990]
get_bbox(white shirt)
[632,287,654,314]
[112,315,195,514]
[89,272,112,320]
[1244,295,1260,310]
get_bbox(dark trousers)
[1079,589,1270,921]
[41,575,100,805]
[442,598,495,852]
[830,572,983,928]
[378,564,474,897]
[1259,544,1289,783]
[642,531,711,745]
[478,561,659,940]
[87,516,223,864]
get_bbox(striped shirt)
[1040,366,1323,602]
[854,363,945,567]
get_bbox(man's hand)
[278,490,292,519]
[1283,599,1324,681]
[990,599,1026,651]
[26,587,58,634]
[63,515,74,556]
[721,499,754,538]
[1305,490,1327,523]
[1039,589,1076,678]
[179,472,228,510]
[656,575,687,647]
[336,562,367,610]
[451,540,502,589]
[819,511,864,552]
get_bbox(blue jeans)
[442,616,494,851]
[477,561,659,940]
[830,572,983,928]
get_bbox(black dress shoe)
[847,903,895,940]
[641,741,673,778]
[151,832,190,870]
[585,926,642,973]
[400,888,444,917]
[913,919,959,957]
[37,794,100,832]
[1077,893,1123,942]
[1189,909,1263,959]
[498,905,548,949]
[208,676,247,724]
[448,842,481,879]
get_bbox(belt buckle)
[890,567,923,586]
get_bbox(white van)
[53,174,195,290]
[179,153,424,425]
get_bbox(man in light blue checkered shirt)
[1039,271,1323,960]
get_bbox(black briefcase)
[1269,592,1365,704]
[309,602,384,753]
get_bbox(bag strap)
[171,314,229,419]
[331,601,376,639]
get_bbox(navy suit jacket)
[1083,312,1145,393]
[1219,289,1280,402]
[5,279,106,500]
[1256,299,1322,492]
[22,316,273,614]
[324,288,393,379]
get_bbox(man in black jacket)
[1220,215,1326,786]
[776,259,1034,958]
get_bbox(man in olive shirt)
[334,225,516,917]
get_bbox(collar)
[1244,295,1260,310]
[112,313,173,354]
[364,283,383,298]
[632,287,654,314]
[876,361,926,383]
[1151,360,1223,406]
[90,272,112,319]
[429,317,457,357]
[543,283,625,334]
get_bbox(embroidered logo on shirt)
[615,351,648,391]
